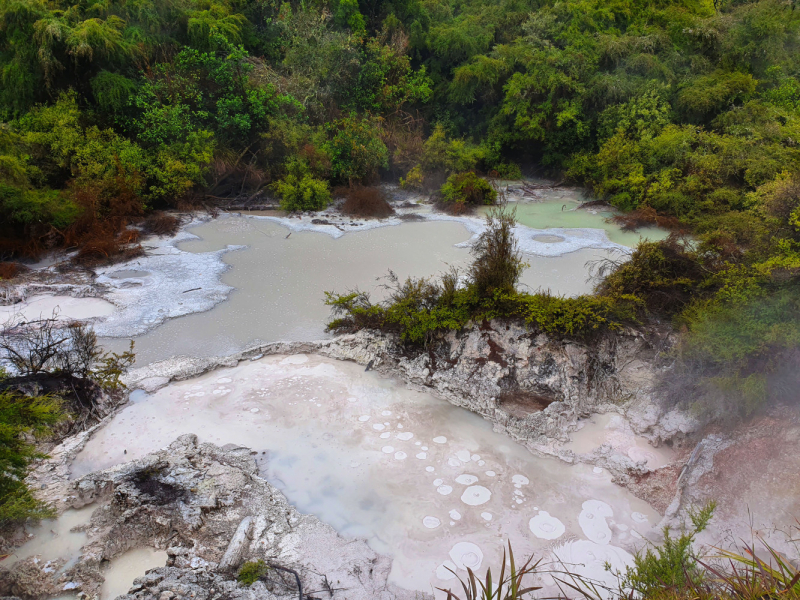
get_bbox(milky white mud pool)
[101,216,620,365]
[3,505,94,570]
[0,295,115,324]
[478,186,670,248]
[566,413,676,469]
[100,548,168,600]
[72,354,659,597]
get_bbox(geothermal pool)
[98,213,627,365]
[5,188,673,598]
[478,186,669,248]
[71,354,659,596]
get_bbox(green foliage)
[620,502,716,597]
[91,71,137,114]
[274,160,331,211]
[327,207,641,344]
[347,38,433,113]
[677,284,800,417]
[0,0,799,424]
[419,125,485,176]
[598,237,706,314]
[324,115,388,184]
[237,559,269,586]
[678,72,757,122]
[490,162,522,179]
[0,391,64,525]
[334,0,366,35]
[91,341,136,391]
[438,541,542,600]
[469,205,523,296]
[440,172,497,206]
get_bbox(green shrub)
[274,161,331,211]
[620,503,716,596]
[400,165,425,190]
[597,237,705,314]
[238,559,269,586]
[0,391,64,525]
[490,162,522,179]
[419,125,485,174]
[324,115,388,184]
[440,172,496,205]
[326,277,641,345]
[469,206,524,297]
[326,204,642,344]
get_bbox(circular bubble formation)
[461,485,491,506]
[529,511,566,540]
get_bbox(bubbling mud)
[71,354,659,596]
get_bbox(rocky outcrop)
[658,406,800,556]
[2,435,424,600]
[125,322,697,477]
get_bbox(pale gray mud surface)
[98,214,622,365]
[70,351,661,595]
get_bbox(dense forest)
[1,0,799,418]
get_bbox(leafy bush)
[238,560,269,586]
[326,207,641,344]
[469,206,524,298]
[0,391,63,525]
[324,116,388,184]
[399,165,425,190]
[619,503,716,596]
[274,161,331,211]
[419,126,485,175]
[440,172,497,207]
[490,162,522,180]
[596,237,706,315]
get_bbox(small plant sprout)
[438,541,542,600]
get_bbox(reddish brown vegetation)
[434,198,476,215]
[141,211,181,236]
[0,175,185,266]
[611,206,683,231]
[72,227,144,266]
[0,262,28,280]
[381,115,425,176]
[337,186,395,218]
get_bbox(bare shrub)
[434,197,476,215]
[71,223,144,266]
[0,262,28,280]
[337,186,395,218]
[611,206,682,231]
[141,211,182,236]
[0,315,134,391]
